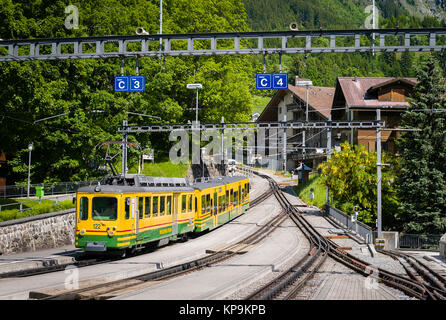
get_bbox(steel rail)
[246,172,330,300]
[377,249,446,299]
[248,170,436,300]
[4,178,271,281]
[0,257,115,279]
[30,187,285,300]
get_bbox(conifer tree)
[396,56,446,234]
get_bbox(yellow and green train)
[75,175,249,255]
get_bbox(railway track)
[29,181,282,299]
[245,171,446,300]
[377,249,446,300]
[0,256,115,279]
[2,176,272,281]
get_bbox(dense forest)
[245,0,446,88]
[0,0,255,183]
[0,0,445,185]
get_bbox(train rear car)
[193,176,250,232]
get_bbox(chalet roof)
[288,85,335,118]
[335,77,418,110]
[257,84,335,121]
[367,78,417,94]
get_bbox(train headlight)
[80,229,86,236]
[107,227,115,237]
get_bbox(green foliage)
[0,200,74,222]
[396,56,446,234]
[293,174,326,208]
[244,0,367,30]
[0,0,254,184]
[318,142,401,226]
[245,0,446,87]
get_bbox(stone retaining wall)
[0,209,75,255]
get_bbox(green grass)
[122,156,190,178]
[293,174,326,208]
[138,161,189,178]
[0,199,75,222]
[252,95,271,114]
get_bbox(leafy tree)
[396,56,446,234]
[0,0,254,184]
[318,141,401,227]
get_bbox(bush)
[0,200,75,222]
[318,141,401,226]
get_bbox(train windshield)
[92,197,118,221]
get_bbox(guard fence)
[399,234,442,250]
[0,180,99,199]
[326,205,374,244]
[0,194,73,213]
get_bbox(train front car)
[75,175,195,256]
[75,185,124,254]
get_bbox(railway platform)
[279,186,415,299]
[0,245,78,276]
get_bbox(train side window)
[225,191,229,209]
[125,197,130,220]
[195,197,197,213]
[188,195,193,212]
[218,196,223,213]
[138,197,144,219]
[182,195,187,213]
[152,197,159,217]
[79,197,89,220]
[201,195,206,214]
[166,196,172,215]
[145,197,151,218]
[160,196,165,216]
[234,191,238,205]
[214,193,217,213]
[230,189,234,205]
[206,194,211,212]
[238,186,241,203]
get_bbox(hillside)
[400,0,446,21]
[244,0,446,89]
[244,0,446,31]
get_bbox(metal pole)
[27,143,32,198]
[305,85,309,122]
[136,56,139,75]
[283,114,287,172]
[372,0,376,57]
[122,120,128,176]
[376,109,382,239]
[350,110,354,144]
[195,88,199,123]
[221,116,225,168]
[326,115,331,205]
[159,0,163,59]
[279,53,282,73]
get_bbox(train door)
[172,193,178,235]
[213,191,218,226]
[136,197,144,241]
[131,197,137,237]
